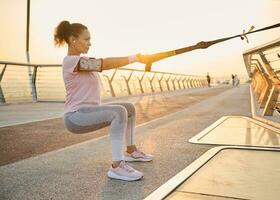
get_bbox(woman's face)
[71,29,91,54]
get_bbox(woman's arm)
[102,55,139,71]
[77,54,148,72]
[102,57,129,70]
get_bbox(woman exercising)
[54,21,153,181]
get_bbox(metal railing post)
[251,61,272,107]
[196,77,199,87]
[121,70,134,95]
[149,73,156,93]
[198,77,202,87]
[176,75,182,89]
[0,64,7,103]
[165,74,171,91]
[103,69,117,97]
[192,78,196,88]
[137,72,146,94]
[31,65,38,101]
[185,76,190,88]
[191,77,195,88]
[158,74,164,92]
[188,77,193,88]
[189,76,193,88]
[171,75,177,90]
[181,77,187,89]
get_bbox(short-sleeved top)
[62,56,101,114]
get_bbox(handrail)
[243,38,280,56]
[0,60,204,77]
[0,61,60,67]
[243,38,280,117]
[0,60,209,103]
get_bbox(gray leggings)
[64,102,136,161]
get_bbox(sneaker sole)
[124,156,153,162]
[107,171,143,181]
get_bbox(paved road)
[0,85,251,200]
[0,86,229,166]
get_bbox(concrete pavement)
[0,85,252,200]
[0,86,226,127]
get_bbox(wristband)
[128,55,138,63]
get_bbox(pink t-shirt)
[62,56,101,113]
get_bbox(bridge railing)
[243,38,280,116]
[0,61,208,103]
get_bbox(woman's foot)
[124,149,153,162]
[107,161,143,181]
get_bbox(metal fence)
[243,38,280,116]
[0,61,209,103]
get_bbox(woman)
[54,21,153,181]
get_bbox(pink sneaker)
[124,149,153,162]
[107,161,143,181]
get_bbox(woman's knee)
[123,103,136,117]
[112,105,128,123]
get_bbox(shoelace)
[119,161,134,173]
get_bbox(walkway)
[0,86,229,166]
[0,85,252,200]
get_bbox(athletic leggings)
[64,102,136,161]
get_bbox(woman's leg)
[105,103,153,162]
[64,105,128,161]
[64,105,144,181]
[106,102,154,162]
[106,102,136,151]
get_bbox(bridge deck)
[2,85,277,200]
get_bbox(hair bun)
[60,21,71,29]
[54,20,71,47]
[54,20,87,47]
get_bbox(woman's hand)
[136,53,152,64]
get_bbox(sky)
[0,0,280,78]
